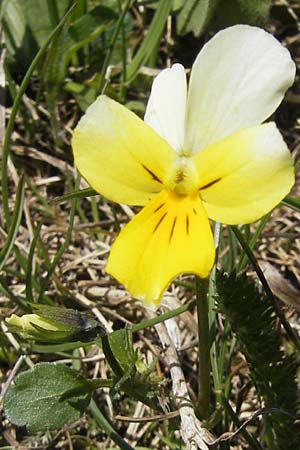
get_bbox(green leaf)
[176,0,220,36]
[213,0,271,28]
[64,80,98,111]
[42,5,116,139]
[107,328,136,373]
[101,329,166,410]
[67,5,116,54]
[4,363,91,432]
[1,0,69,69]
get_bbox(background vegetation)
[0,1,300,449]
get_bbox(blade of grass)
[25,221,43,304]
[26,176,56,216]
[118,0,127,102]
[90,398,135,450]
[51,187,97,204]
[37,175,80,303]
[126,0,173,82]
[97,0,133,94]
[226,226,238,272]
[0,275,29,311]
[221,395,264,450]
[281,196,300,212]
[1,2,76,228]
[0,174,25,272]
[238,212,271,271]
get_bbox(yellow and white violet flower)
[72,25,295,306]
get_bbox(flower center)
[165,156,199,195]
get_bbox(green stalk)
[208,222,221,405]
[196,276,210,419]
[132,300,195,332]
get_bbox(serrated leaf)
[4,363,91,432]
[216,272,300,449]
[176,0,219,36]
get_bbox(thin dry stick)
[208,407,299,446]
[114,410,180,423]
[148,309,214,450]
[0,354,25,403]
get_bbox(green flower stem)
[208,222,222,405]
[196,276,211,419]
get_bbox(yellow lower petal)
[106,190,215,306]
[193,123,295,224]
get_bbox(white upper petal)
[185,25,296,153]
[144,63,187,153]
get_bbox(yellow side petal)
[72,95,176,205]
[194,123,295,224]
[106,190,215,306]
